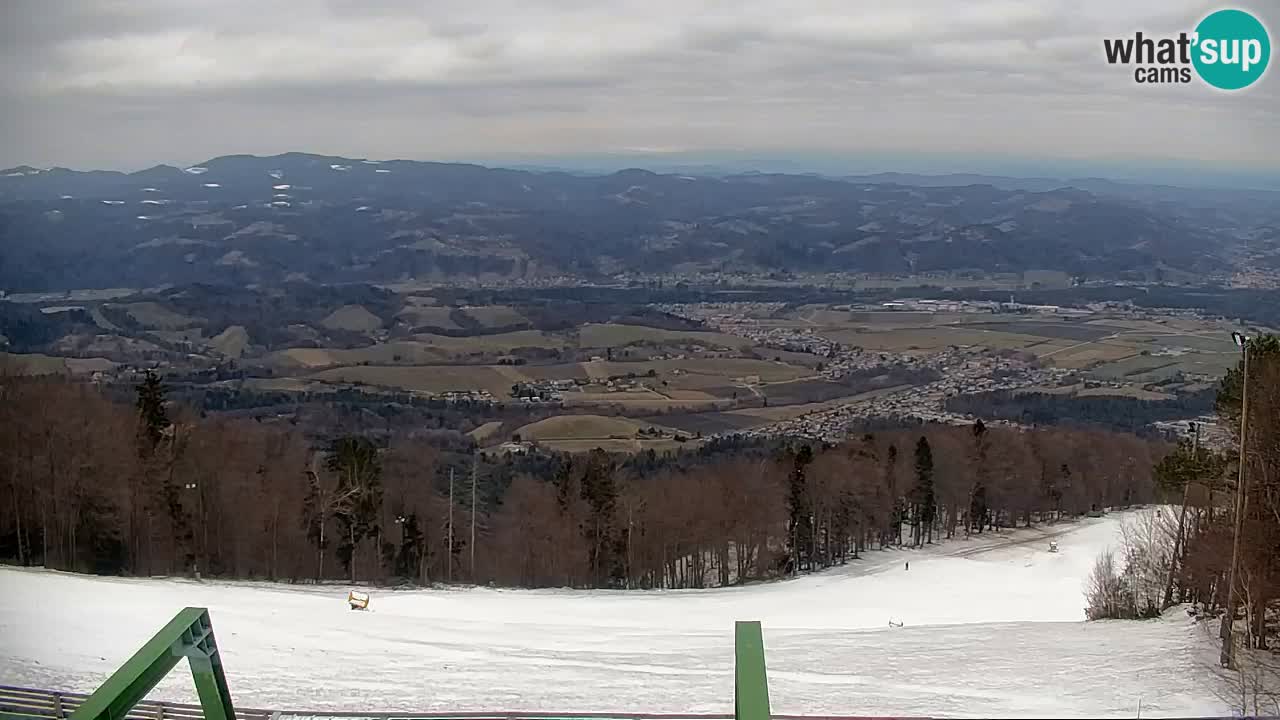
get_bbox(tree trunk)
[317,518,325,581]
[11,483,25,566]
[349,524,357,583]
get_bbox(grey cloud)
[0,0,1275,173]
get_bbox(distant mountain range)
[2,153,1277,292]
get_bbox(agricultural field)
[965,321,1120,342]
[113,302,200,329]
[209,326,250,358]
[461,305,528,328]
[516,414,667,440]
[1039,342,1142,369]
[825,326,1048,353]
[591,358,813,385]
[411,330,567,355]
[563,389,725,411]
[320,305,384,332]
[0,352,74,374]
[468,421,505,444]
[306,365,515,397]
[269,342,451,368]
[578,323,753,350]
[511,414,694,453]
[395,305,461,329]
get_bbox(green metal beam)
[733,621,770,720]
[69,607,236,720]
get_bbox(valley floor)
[0,514,1232,718]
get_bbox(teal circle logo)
[1192,9,1270,90]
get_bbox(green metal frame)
[734,621,771,720]
[64,608,766,720]
[69,607,235,720]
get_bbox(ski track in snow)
[0,513,1232,718]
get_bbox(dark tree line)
[946,387,1217,435]
[1,357,1168,589]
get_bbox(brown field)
[511,413,698,454]
[273,348,339,368]
[307,365,514,396]
[411,330,566,355]
[491,364,534,383]
[578,323,752,350]
[461,305,528,328]
[1,352,68,374]
[209,326,250,358]
[516,414,666,440]
[562,390,724,411]
[396,306,460,329]
[321,305,384,332]
[518,363,591,382]
[531,437,698,454]
[468,421,505,443]
[270,342,450,368]
[582,360,611,381]
[826,327,1046,353]
[64,357,118,374]
[592,358,813,384]
[1041,342,1141,369]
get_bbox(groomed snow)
[0,514,1232,718]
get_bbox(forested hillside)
[1,360,1165,589]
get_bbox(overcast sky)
[1,0,1276,176]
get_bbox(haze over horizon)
[2,0,1277,184]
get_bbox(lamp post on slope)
[1220,331,1251,669]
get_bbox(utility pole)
[448,467,454,583]
[1220,333,1251,669]
[470,452,477,582]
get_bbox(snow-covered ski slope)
[0,513,1231,718]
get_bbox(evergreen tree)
[913,436,937,545]
[884,443,904,546]
[579,449,619,586]
[970,419,990,533]
[787,444,814,573]
[135,369,170,451]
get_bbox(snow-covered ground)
[0,513,1232,718]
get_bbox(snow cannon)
[347,590,370,611]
